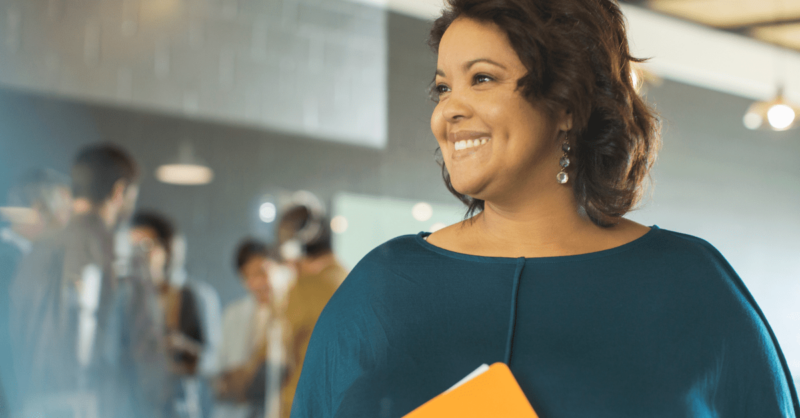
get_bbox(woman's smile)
[453,137,490,151]
[450,131,492,161]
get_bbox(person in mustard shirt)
[277,195,346,418]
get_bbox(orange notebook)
[403,362,539,418]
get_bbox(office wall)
[0,0,387,147]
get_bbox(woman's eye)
[473,74,493,84]
[430,83,450,102]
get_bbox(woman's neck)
[429,185,648,258]
[471,190,602,257]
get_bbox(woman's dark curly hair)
[429,0,661,226]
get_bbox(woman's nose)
[441,91,472,123]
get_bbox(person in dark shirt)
[130,211,218,418]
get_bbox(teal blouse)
[291,227,798,417]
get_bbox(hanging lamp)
[742,0,799,132]
[155,141,214,185]
[743,87,800,131]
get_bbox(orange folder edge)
[403,362,539,418]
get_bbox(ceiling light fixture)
[743,87,799,131]
[743,0,799,132]
[156,141,214,185]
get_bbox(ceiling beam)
[619,4,800,102]
[721,16,800,34]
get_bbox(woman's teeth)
[454,138,490,151]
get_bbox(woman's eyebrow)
[465,58,506,70]
[435,58,506,78]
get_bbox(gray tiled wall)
[0,0,387,147]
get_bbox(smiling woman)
[289,1,800,417]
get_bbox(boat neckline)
[413,225,660,264]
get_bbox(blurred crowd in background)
[0,143,347,418]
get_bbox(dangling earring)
[556,136,570,184]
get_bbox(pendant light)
[155,141,214,185]
[743,0,799,132]
[743,87,799,131]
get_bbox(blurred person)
[9,144,142,416]
[0,168,72,247]
[291,0,799,416]
[170,234,225,413]
[277,195,346,418]
[129,211,222,418]
[215,239,293,418]
[0,168,71,416]
[105,241,171,418]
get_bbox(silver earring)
[557,139,570,184]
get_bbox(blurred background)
[0,0,799,416]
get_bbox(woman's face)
[431,17,567,203]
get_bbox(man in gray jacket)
[10,144,167,418]
[0,168,71,417]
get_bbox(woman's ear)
[558,108,574,132]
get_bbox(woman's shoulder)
[361,233,429,262]
[320,232,455,325]
[639,227,755,308]
[588,219,726,265]
[328,233,424,289]
[342,233,433,281]
[645,226,733,269]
